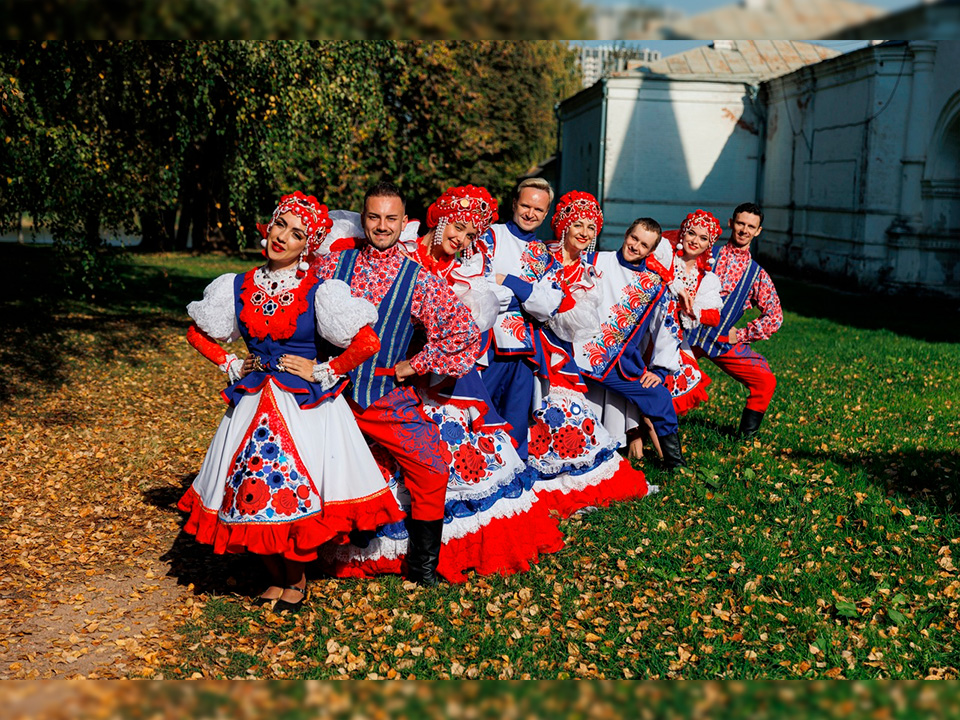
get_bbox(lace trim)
[253,265,302,294]
[238,268,318,341]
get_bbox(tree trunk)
[138,209,169,252]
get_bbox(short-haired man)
[482,177,569,460]
[313,181,482,585]
[689,202,782,438]
[574,217,686,467]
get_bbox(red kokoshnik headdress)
[551,190,603,253]
[675,209,723,272]
[426,185,499,258]
[256,192,334,275]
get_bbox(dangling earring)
[296,250,309,278]
[260,238,268,248]
[433,218,448,247]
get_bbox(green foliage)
[3,0,593,41]
[1,40,580,290]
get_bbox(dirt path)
[0,324,241,679]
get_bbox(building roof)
[623,40,842,83]
[660,0,886,40]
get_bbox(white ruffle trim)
[311,361,341,390]
[324,486,543,564]
[314,279,379,348]
[187,273,240,342]
[534,453,619,496]
[547,284,603,343]
[451,254,500,333]
[220,354,243,383]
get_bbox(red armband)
[187,324,228,366]
[329,325,381,376]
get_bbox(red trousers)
[350,386,448,521]
[694,344,777,413]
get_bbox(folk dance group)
[177,178,782,610]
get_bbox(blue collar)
[506,220,539,243]
[616,248,646,272]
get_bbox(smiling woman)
[176,191,404,613]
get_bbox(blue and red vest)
[332,249,422,409]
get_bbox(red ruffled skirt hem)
[177,485,405,563]
[673,372,711,416]
[537,458,649,519]
[324,498,566,584]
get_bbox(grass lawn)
[2,246,958,680]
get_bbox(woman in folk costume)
[651,209,724,415]
[528,190,655,517]
[178,192,404,611]
[322,185,565,583]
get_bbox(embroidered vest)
[690,258,760,358]
[229,272,346,409]
[333,249,421,409]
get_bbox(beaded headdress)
[426,185,499,258]
[550,190,603,253]
[675,209,722,271]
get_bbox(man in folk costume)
[313,181,483,586]
[690,202,783,439]
[482,177,569,460]
[573,217,687,468]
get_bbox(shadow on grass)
[767,265,960,344]
[790,446,960,513]
[142,475,265,597]
[0,244,237,403]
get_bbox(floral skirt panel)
[319,390,565,583]
[527,386,656,518]
[662,347,712,416]
[178,380,404,562]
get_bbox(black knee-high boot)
[739,408,765,439]
[657,433,686,469]
[406,518,444,586]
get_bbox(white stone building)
[556,40,960,298]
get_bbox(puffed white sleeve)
[314,279,379,348]
[521,275,565,322]
[547,269,603,343]
[319,210,364,254]
[450,253,500,333]
[646,295,682,374]
[653,236,675,270]
[684,271,723,330]
[186,273,240,342]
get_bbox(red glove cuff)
[187,324,228,366]
[328,325,381,376]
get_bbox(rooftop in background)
[587,0,896,39]
[622,39,842,81]
[662,0,886,38]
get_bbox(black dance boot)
[739,408,765,439]
[406,518,444,587]
[657,433,687,469]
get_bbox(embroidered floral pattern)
[713,244,783,343]
[528,392,602,468]
[423,403,510,487]
[239,268,319,342]
[315,246,480,377]
[583,269,662,373]
[518,240,554,283]
[220,386,321,522]
[500,314,527,341]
